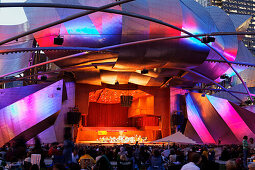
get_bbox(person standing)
[249,138,255,154]
[63,128,74,166]
[243,136,249,169]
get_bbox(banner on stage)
[98,131,107,135]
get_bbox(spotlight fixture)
[57,87,61,90]
[220,74,230,79]
[201,92,206,97]
[40,75,47,81]
[244,100,253,105]
[201,36,215,43]
[141,69,149,74]
[54,35,64,45]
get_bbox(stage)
[76,126,161,143]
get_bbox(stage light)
[201,92,206,97]
[201,36,215,43]
[54,35,64,45]
[57,87,61,90]
[141,69,148,74]
[220,74,230,79]
[41,75,47,81]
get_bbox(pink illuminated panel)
[0,80,63,146]
[186,94,216,144]
[207,95,255,141]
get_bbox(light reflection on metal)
[0,52,89,78]
[0,62,116,83]
[0,2,251,101]
[160,72,188,88]
[207,95,255,141]
[0,31,255,54]
[0,0,134,46]
[186,93,216,144]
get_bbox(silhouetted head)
[190,152,201,165]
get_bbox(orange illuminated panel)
[89,88,151,104]
[128,96,154,117]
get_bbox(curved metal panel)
[115,0,208,70]
[190,92,239,144]
[192,6,238,80]
[0,42,32,76]
[186,93,216,144]
[207,95,255,142]
[0,80,63,146]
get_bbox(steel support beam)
[206,59,255,68]
[184,88,255,96]
[0,51,89,78]
[0,62,116,83]
[183,68,243,103]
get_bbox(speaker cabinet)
[67,112,81,124]
[120,95,133,107]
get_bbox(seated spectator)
[48,143,60,157]
[250,138,255,154]
[220,147,230,161]
[93,154,112,170]
[118,147,128,161]
[30,164,39,170]
[53,163,66,170]
[161,148,170,159]
[248,162,255,170]
[225,160,238,170]
[148,149,164,170]
[169,150,177,163]
[208,148,215,162]
[71,149,79,164]
[78,150,95,164]
[181,152,201,170]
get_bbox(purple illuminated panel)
[0,80,63,146]
[186,93,215,144]
[207,95,255,141]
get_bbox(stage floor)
[77,126,160,143]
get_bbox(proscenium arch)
[0,2,252,101]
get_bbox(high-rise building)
[195,0,211,7]
[211,0,255,55]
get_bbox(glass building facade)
[211,0,255,55]
[195,0,211,7]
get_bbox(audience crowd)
[0,136,255,170]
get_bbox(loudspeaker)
[40,75,47,81]
[54,36,64,45]
[201,36,215,43]
[172,114,178,125]
[172,114,184,125]
[120,95,133,107]
[67,111,81,124]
